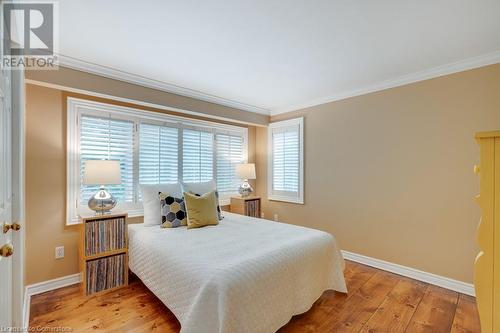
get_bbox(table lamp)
[235,163,256,197]
[83,160,121,214]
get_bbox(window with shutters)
[182,128,213,183]
[139,123,179,185]
[67,98,247,225]
[216,133,245,194]
[268,117,304,204]
[80,116,135,203]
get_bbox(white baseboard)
[23,273,82,328]
[342,250,475,296]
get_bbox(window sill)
[268,195,304,204]
[219,192,240,206]
[219,198,231,206]
[68,208,145,225]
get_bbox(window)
[268,117,304,204]
[182,128,213,183]
[80,116,135,203]
[139,123,179,185]
[67,98,247,225]
[216,133,245,194]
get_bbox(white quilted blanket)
[128,212,346,333]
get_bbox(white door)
[0,2,25,327]
[0,63,13,327]
[0,2,26,326]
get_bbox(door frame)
[11,69,25,327]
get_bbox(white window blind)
[139,123,178,185]
[268,117,304,204]
[80,115,134,203]
[216,133,244,193]
[182,128,214,183]
[272,129,299,192]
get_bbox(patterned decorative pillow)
[159,192,187,228]
[189,190,223,220]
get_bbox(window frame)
[267,117,304,204]
[67,97,248,225]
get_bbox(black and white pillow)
[159,192,187,228]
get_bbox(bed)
[128,212,347,333]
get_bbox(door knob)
[474,165,480,174]
[3,222,20,234]
[0,243,13,257]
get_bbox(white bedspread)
[128,212,346,333]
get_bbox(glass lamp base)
[238,180,254,197]
[88,186,117,213]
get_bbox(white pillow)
[141,183,182,226]
[181,180,216,196]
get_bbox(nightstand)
[79,212,128,295]
[230,196,261,218]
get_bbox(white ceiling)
[58,0,500,115]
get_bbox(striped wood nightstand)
[230,196,261,218]
[79,212,128,295]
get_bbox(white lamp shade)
[83,160,122,185]
[235,163,256,180]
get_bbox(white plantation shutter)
[272,129,299,191]
[139,123,178,184]
[216,133,245,194]
[182,128,214,182]
[268,118,304,203]
[80,115,134,203]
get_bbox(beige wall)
[26,86,79,285]
[256,63,500,283]
[25,84,257,285]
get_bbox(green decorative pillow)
[184,191,219,229]
[189,190,223,220]
[159,192,187,228]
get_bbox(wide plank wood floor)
[29,261,480,333]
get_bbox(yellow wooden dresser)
[475,131,500,333]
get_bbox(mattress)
[128,212,346,333]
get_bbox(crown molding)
[56,50,500,118]
[56,54,270,116]
[271,49,500,115]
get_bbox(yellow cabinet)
[475,131,500,333]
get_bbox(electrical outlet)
[274,214,279,222]
[55,246,64,259]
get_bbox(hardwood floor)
[29,261,480,333]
